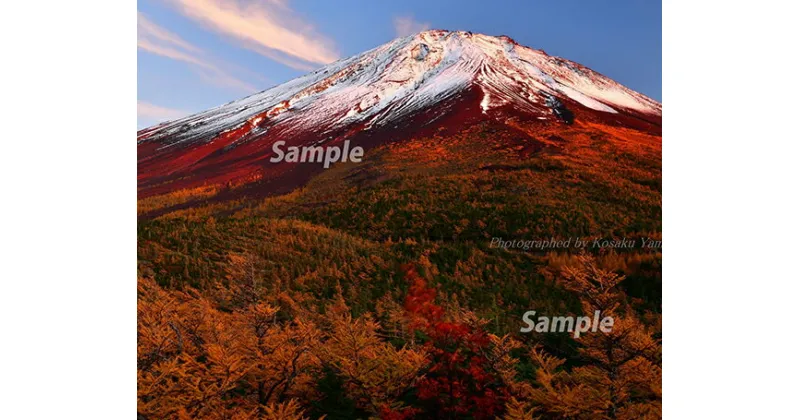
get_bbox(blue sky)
[138,0,661,128]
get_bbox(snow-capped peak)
[138,30,661,147]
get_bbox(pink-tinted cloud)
[394,15,431,37]
[138,12,256,92]
[166,0,339,70]
[138,13,200,53]
[137,101,188,123]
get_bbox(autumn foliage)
[138,253,660,419]
[400,263,509,419]
[138,119,661,418]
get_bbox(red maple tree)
[397,264,509,420]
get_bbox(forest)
[138,118,662,419]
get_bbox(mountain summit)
[138,30,661,200]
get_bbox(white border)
[2,0,799,418]
[1,0,136,417]
[664,0,800,417]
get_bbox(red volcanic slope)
[138,30,661,199]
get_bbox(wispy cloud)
[138,12,256,92]
[138,13,201,54]
[165,0,339,70]
[138,100,188,124]
[393,15,431,37]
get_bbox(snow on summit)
[138,30,662,147]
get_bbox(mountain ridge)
[138,30,661,201]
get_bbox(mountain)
[138,30,661,212]
[137,31,662,418]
